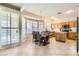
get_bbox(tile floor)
[0,37,77,56]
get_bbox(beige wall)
[21,15,26,42]
[43,18,53,31]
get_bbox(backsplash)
[70,27,77,32]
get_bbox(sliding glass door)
[11,13,19,44]
[0,10,10,46]
[0,6,20,47]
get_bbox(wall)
[43,18,53,31]
[21,15,26,42]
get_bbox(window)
[32,21,38,31]
[39,22,44,32]
[26,20,32,33]
[26,19,44,33]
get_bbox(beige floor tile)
[0,37,77,56]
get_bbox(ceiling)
[10,3,79,21]
[9,3,23,8]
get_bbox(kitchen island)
[55,32,67,42]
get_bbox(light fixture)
[64,10,74,14]
[57,12,62,15]
[0,8,3,10]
